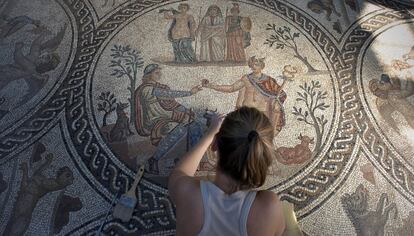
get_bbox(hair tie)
[247,130,258,142]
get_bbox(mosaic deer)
[275,134,314,165]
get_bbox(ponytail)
[217,107,275,190]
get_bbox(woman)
[168,106,286,236]
[197,5,225,62]
[164,3,197,63]
[225,3,247,62]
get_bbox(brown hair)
[216,106,274,190]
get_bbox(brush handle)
[126,165,144,196]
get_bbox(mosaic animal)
[0,23,66,106]
[4,153,74,236]
[109,102,134,142]
[275,134,314,165]
[307,0,341,21]
[341,185,397,236]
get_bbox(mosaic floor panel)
[1,0,414,235]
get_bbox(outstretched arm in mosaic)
[201,78,245,93]
[153,85,202,98]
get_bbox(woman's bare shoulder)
[247,190,286,236]
[256,190,283,210]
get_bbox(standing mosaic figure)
[225,3,251,62]
[203,56,298,135]
[0,24,66,106]
[134,64,203,173]
[162,4,197,63]
[4,154,74,236]
[197,5,225,62]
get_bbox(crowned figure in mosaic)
[134,64,203,173]
[202,56,298,135]
[197,5,225,62]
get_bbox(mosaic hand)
[191,85,202,94]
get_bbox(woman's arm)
[168,114,224,203]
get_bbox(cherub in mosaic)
[4,144,74,236]
[0,0,40,40]
[0,0,70,131]
[0,24,66,106]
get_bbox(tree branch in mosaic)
[265,24,319,73]
[97,91,117,127]
[109,45,144,124]
[292,81,330,157]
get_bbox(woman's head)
[206,5,222,17]
[215,106,274,190]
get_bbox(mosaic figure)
[162,4,197,63]
[0,24,66,106]
[4,154,74,236]
[369,64,414,131]
[134,64,203,173]
[307,0,341,21]
[197,5,225,62]
[225,3,251,62]
[341,185,397,236]
[0,0,40,40]
[202,56,298,135]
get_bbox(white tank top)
[197,180,257,236]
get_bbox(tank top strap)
[239,191,257,236]
[199,180,211,235]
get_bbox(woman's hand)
[206,112,225,136]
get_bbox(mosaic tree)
[292,81,329,155]
[265,24,318,73]
[97,91,117,127]
[109,45,144,124]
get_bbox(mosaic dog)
[341,184,397,236]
